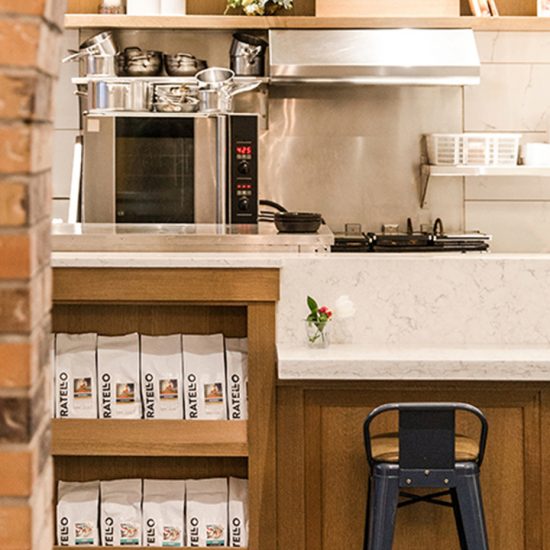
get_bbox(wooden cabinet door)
[278,383,550,550]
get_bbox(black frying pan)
[259,200,323,233]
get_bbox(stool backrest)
[364,402,488,468]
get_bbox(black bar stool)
[363,402,489,550]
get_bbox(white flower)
[334,295,356,319]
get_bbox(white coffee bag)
[182,334,227,420]
[186,478,228,547]
[98,333,141,419]
[141,335,183,420]
[57,480,100,546]
[143,479,185,547]
[55,333,98,419]
[228,478,248,548]
[225,338,248,420]
[101,479,142,546]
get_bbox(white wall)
[465,32,550,252]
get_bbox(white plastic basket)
[426,133,521,166]
[426,134,463,165]
[463,133,521,166]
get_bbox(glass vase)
[305,320,331,349]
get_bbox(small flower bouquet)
[225,0,293,16]
[305,295,332,348]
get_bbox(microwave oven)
[82,112,259,224]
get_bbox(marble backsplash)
[277,254,550,346]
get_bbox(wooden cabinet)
[51,267,280,550]
[277,381,550,550]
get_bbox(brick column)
[0,1,64,549]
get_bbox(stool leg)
[364,476,373,550]
[451,488,468,550]
[454,465,489,550]
[366,465,400,550]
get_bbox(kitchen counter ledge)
[278,343,550,381]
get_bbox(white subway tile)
[465,201,550,252]
[465,64,550,132]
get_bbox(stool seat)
[371,432,480,463]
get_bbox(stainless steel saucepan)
[62,31,117,76]
[76,80,153,112]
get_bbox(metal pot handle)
[63,50,86,63]
[226,80,262,98]
[245,45,263,62]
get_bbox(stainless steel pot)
[64,50,116,76]
[78,80,152,112]
[154,84,199,113]
[118,47,164,77]
[196,67,235,89]
[164,53,200,77]
[198,80,262,113]
[62,31,118,76]
[79,31,117,57]
[230,33,268,77]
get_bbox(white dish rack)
[426,133,521,166]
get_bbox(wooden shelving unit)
[52,267,280,550]
[52,419,248,457]
[64,14,550,31]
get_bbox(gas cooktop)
[332,219,491,253]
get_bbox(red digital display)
[236,145,253,155]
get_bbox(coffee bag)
[141,335,183,420]
[225,338,248,420]
[182,334,227,420]
[143,479,186,547]
[57,480,100,546]
[55,333,98,419]
[101,479,142,546]
[98,333,141,419]
[228,477,248,548]
[186,478,228,547]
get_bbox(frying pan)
[259,200,323,234]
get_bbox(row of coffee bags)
[57,476,248,547]
[53,333,248,420]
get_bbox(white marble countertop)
[52,251,286,269]
[277,343,550,381]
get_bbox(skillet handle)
[259,199,288,213]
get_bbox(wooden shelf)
[64,14,550,31]
[52,419,248,457]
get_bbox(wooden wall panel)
[247,303,277,550]
[277,383,549,550]
[52,303,247,337]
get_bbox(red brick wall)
[0,1,63,548]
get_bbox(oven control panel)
[228,115,258,224]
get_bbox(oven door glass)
[115,117,194,223]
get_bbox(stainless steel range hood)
[269,29,480,86]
